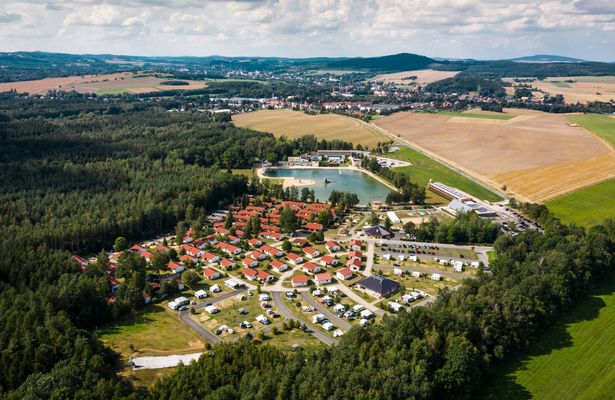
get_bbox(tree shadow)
[480,278,615,399]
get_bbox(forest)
[1,91,614,399]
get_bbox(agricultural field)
[483,278,615,400]
[504,76,615,104]
[567,113,615,147]
[546,179,615,227]
[386,147,502,203]
[369,69,459,85]
[233,109,387,148]
[0,72,208,95]
[307,69,363,76]
[375,109,615,203]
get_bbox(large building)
[355,275,400,299]
[448,199,497,218]
[363,225,393,239]
[428,180,469,201]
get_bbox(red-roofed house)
[73,255,89,270]
[319,255,339,267]
[347,257,362,271]
[227,235,241,244]
[293,238,309,247]
[349,240,363,250]
[130,244,146,253]
[292,275,310,287]
[138,251,154,262]
[248,238,263,247]
[302,262,322,274]
[260,245,283,258]
[305,222,323,232]
[303,247,321,259]
[257,270,274,283]
[250,251,267,261]
[314,272,333,285]
[325,241,341,252]
[270,259,288,273]
[179,254,195,263]
[181,244,204,258]
[167,261,185,273]
[336,267,354,281]
[242,257,258,268]
[203,252,220,263]
[260,231,285,241]
[243,268,258,281]
[220,258,235,270]
[349,250,363,260]
[203,267,221,280]
[214,227,230,236]
[286,252,304,265]
[216,242,241,255]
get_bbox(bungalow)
[348,250,362,260]
[260,245,283,258]
[257,270,275,283]
[286,252,304,265]
[227,235,241,245]
[306,222,324,232]
[130,244,146,253]
[214,227,230,236]
[302,262,322,274]
[325,241,341,252]
[270,259,288,273]
[335,267,353,281]
[138,250,154,262]
[248,238,263,247]
[320,255,339,267]
[293,238,309,247]
[216,242,241,255]
[347,257,362,271]
[431,273,442,281]
[155,245,171,253]
[303,247,321,259]
[203,252,220,263]
[219,258,235,270]
[179,254,196,263]
[292,275,310,287]
[261,224,281,233]
[167,261,185,273]
[203,267,221,280]
[314,272,333,285]
[349,240,363,250]
[181,244,204,258]
[355,275,400,299]
[242,257,259,268]
[260,231,285,241]
[205,235,219,245]
[243,268,259,281]
[250,251,267,261]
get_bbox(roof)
[363,225,393,237]
[336,267,353,276]
[315,272,332,281]
[292,275,309,283]
[356,275,400,296]
[203,268,219,278]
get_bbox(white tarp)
[131,353,203,370]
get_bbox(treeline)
[361,156,426,204]
[149,218,615,399]
[425,76,506,97]
[414,212,500,244]
[438,60,615,79]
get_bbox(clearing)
[483,277,615,400]
[504,76,615,104]
[233,109,387,148]
[375,109,615,203]
[546,179,615,227]
[0,72,208,95]
[370,69,459,85]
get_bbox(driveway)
[194,288,246,310]
[178,310,220,345]
[335,282,386,317]
[362,241,375,276]
[299,292,352,330]
[271,291,338,346]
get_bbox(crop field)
[233,109,388,148]
[546,179,615,226]
[567,113,615,147]
[483,278,615,400]
[504,76,615,104]
[0,72,208,95]
[375,109,615,203]
[370,69,459,85]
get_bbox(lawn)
[97,305,203,359]
[482,277,615,400]
[546,178,615,227]
[388,147,503,202]
[434,111,515,120]
[567,113,615,147]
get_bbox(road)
[194,288,246,310]
[178,310,221,345]
[299,292,352,331]
[334,282,385,317]
[362,241,375,276]
[271,291,338,346]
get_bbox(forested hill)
[326,53,437,71]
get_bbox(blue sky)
[0,0,614,61]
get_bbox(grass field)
[434,111,515,120]
[483,277,615,400]
[567,113,615,147]
[546,179,615,226]
[388,147,503,202]
[233,109,388,148]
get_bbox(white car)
[333,329,344,337]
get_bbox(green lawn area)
[546,179,615,227]
[96,88,131,95]
[434,111,515,120]
[388,147,503,203]
[482,277,615,400]
[231,168,257,178]
[566,114,615,147]
[97,305,203,359]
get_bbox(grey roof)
[356,275,400,297]
[363,225,393,237]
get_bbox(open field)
[370,69,459,85]
[483,278,615,400]
[504,76,615,104]
[388,147,502,202]
[567,113,615,147]
[0,72,208,95]
[375,109,615,203]
[233,109,387,148]
[435,110,515,120]
[546,179,615,227]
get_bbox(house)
[181,244,204,258]
[303,247,321,259]
[260,231,285,241]
[138,250,154,262]
[355,275,400,299]
[143,293,151,304]
[227,235,241,244]
[306,222,324,232]
[260,245,283,258]
[130,244,146,253]
[346,257,362,271]
[314,272,333,285]
[73,255,90,270]
[156,245,171,253]
[225,279,241,289]
[270,259,288,273]
[250,251,267,261]
[167,261,185,273]
[219,258,235,270]
[302,262,322,274]
[292,275,310,287]
[179,254,196,263]
[325,241,341,252]
[349,250,362,260]
[203,267,221,280]
[349,240,363,250]
[393,267,404,276]
[248,238,263,247]
[286,252,304,265]
[293,238,309,247]
[242,257,259,268]
[335,267,353,281]
[257,270,274,283]
[214,227,229,236]
[362,225,393,239]
[203,252,220,263]
[243,268,259,281]
[217,242,242,255]
[319,255,339,267]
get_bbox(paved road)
[178,310,221,345]
[194,288,246,310]
[335,282,386,317]
[299,292,352,331]
[271,291,338,346]
[362,241,375,277]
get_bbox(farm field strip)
[369,69,459,85]
[504,75,615,104]
[547,178,615,227]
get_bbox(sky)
[0,0,614,61]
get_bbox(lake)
[263,168,392,204]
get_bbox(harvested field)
[0,72,208,95]
[375,109,615,202]
[233,109,387,148]
[504,76,615,104]
[370,69,459,85]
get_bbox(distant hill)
[510,55,586,63]
[326,53,436,72]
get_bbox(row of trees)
[360,157,426,204]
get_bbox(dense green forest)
[425,76,506,97]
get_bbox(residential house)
[270,259,288,273]
[314,272,333,285]
[319,255,339,267]
[303,247,321,259]
[335,267,353,281]
[347,257,362,271]
[355,275,400,299]
[220,258,235,270]
[203,267,221,280]
[325,241,341,252]
[292,275,310,287]
[167,261,185,273]
[286,252,304,265]
[302,262,322,274]
[349,240,363,250]
[203,252,220,263]
[242,257,259,268]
